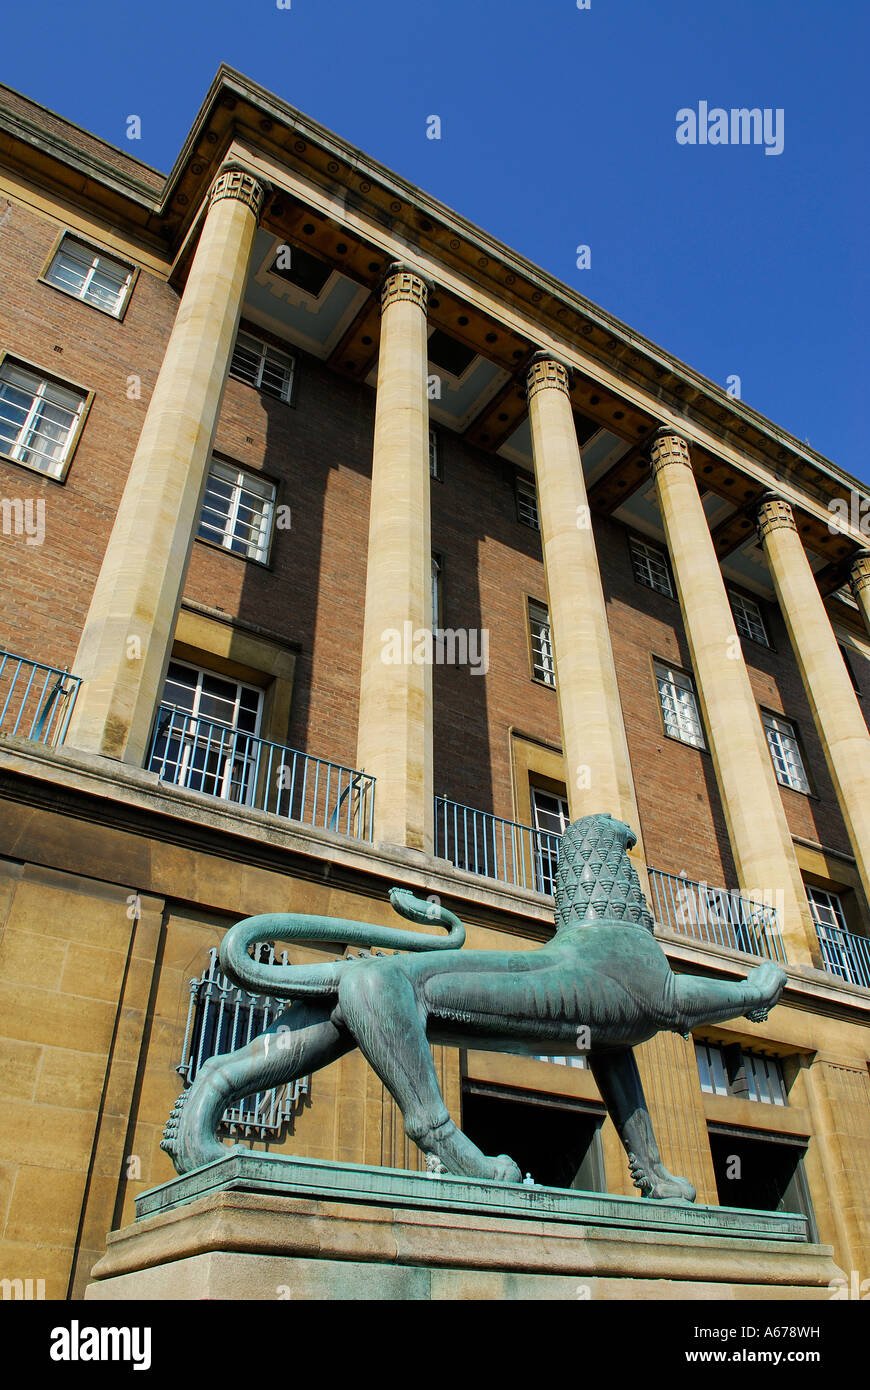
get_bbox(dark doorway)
[461,1085,605,1191]
[708,1127,817,1238]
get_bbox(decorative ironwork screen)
[177,945,308,1141]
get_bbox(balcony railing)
[0,649,80,747]
[434,796,561,895]
[815,922,870,989]
[147,704,375,841]
[434,797,786,964]
[648,868,787,965]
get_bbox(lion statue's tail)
[218,888,465,1000]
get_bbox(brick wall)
[0,197,178,668]
[0,201,859,888]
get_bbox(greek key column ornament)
[756,492,798,544]
[849,549,870,599]
[526,353,571,403]
[381,262,429,314]
[649,425,692,476]
[209,164,268,221]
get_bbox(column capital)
[526,352,571,402]
[209,164,269,221]
[649,425,692,475]
[380,262,430,314]
[849,548,870,597]
[756,492,797,542]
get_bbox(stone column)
[356,264,433,852]
[650,431,815,965]
[757,494,870,914]
[67,165,268,763]
[848,549,870,636]
[526,355,645,854]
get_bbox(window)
[431,552,443,628]
[148,659,263,805]
[839,643,860,693]
[531,787,569,896]
[429,429,442,481]
[630,536,674,598]
[695,1041,787,1106]
[654,661,705,748]
[729,590,769,646]
[528,600,555,686]
[762,712,810,793]
[43,234,134,316]
[805,885,866,986]
[176,946,309,1140]
[229,330,295,403]
[516,475,539,530]
[0,359,88,478]
[197,458,276,563]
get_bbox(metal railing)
[177,945,308,1140]
[0,649,80,747]
[815,922,870,989]
[147,703,375,841]
[648,868,787,964]
[433,798,786,965]
[434,796,562,895]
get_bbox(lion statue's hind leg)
[162,1000,353,1174]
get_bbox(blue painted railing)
[434,797,786,964]
[648,867,787,965]
[148,704,375,841]
[815,922,870,989]
[0,649,80,747]
[434,796,561,895]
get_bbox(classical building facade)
[0,67,868,1299]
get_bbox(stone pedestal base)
[86,1153,840,1301]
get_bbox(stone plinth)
[85,1153,840,1301]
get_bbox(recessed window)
[695,1040,787,1106]
[729,590,769,646]
[229,330,295,403]
[630,536,674,598]
[197,458,276,563]
[44,234,134,316]
[269,243,332,297]
[0,358,88,478]
[516,475,539,530]
[431,551,443,628]
[429,429,442,481]
[762,711,810,793]
[427,328,476,378]
[654,660,705,748]
[149,659,263,805]
[838,643,860,693]
[528,599,555,686]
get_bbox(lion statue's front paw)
[489,1154,522,1184]
[628,1152,696,1203]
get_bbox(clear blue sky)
[2,0,865,479]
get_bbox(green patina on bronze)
[163,813,787,1199]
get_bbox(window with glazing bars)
[229,330,295,403]
[630,537,673,597]
[516,475,540,530]
[804,885,863,985]
[198,458,276,563]
[729,590,769,646]
[0,359,87,478]
[531,787,569,896]
[528,599,555,685]
[431,552,443,628]
[44,234,133,315]
[177,945,309,1140]
[149,660,263,805]
[654,660,705,748]
[695,1040,787,1105]
[762,711,810,792]
[429,429,442,480]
